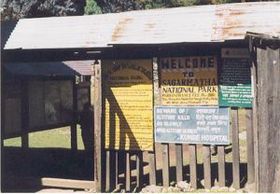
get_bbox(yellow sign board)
[159,56,218,105]
[103,59,153,151]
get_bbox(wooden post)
[256,47,280,192]
[250,50,259,192]
[71,79,77,151]
[246,109,255,184]
[250,41,259,192]
[105,150,110,192]
[125,152,131,192]
[70,124,77,150]
[162,143,170,187]
[231,108,240,189]
[217,146,225,187]
[203,145,211,189]
[136,152,143,189]
[21,80,29,148]
[176,144,183,183]
[94,60,103,192]
[189,144,197,189]
[115,151,119,190]
[109,150,116,191]
[146,57,158,187]
[148,151,156,185]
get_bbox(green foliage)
[212,0,235,4]
[143,0,167,9]
[85,0,102,14]
[141,0,198,9]
[168,0,198,6]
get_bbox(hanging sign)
[154,106,230,145]
[159,56,218,105]
[219,48,252,108]
[103,59,153,151]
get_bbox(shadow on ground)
[1,147,93,192]
[2,147,248,192]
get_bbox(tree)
[1,0,86,21]
[85,0,102,14]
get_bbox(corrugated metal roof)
[4,60,94,76]
[111,5,216,44]
[212,2,280,41]
[4,1,280,50]
[4,14,119,49]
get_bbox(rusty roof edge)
[246,31,280,40]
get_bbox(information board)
[104,59,153,151]
[159,56,218,105]
[29,80,73,128]
[219,48,252,108]
[154,106,230,145]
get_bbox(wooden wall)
[256,46,280,192]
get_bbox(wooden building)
[1,1,280,192]
[247,32,280,192]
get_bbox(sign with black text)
[159,56,218,105]
[154,106,230,145]
[104,59,153,151]
[219,48,252,107]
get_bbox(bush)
[85,0,102,14]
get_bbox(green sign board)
[219,58,252,108]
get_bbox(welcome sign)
[159,56,218,106]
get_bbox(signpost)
[219,48,252,108]
[159,56,218,106]
[154,106,230,145]
[103,59,153,151]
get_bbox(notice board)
[159,56,218,105]
[104,59,153,151]
[219,48,252,108]
[154,106,230,145]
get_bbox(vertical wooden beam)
[147,57,158,187]
[94,60,103,192]
[176,144,183,182]
[115,151,119,190]
[71,79,77,151]
[70,124,77,150]
[105,150,110,192]
[21,80,29,148]
[136,152,143,189]
[246,109,255,184]
[257,46,269,192]
[110,150,116,191]
[203,145,211,189]
[162,143,170,187]
[148,151,156,185]
[257,47,280,192]
[189,144,197,189]
[249,39,258,192]
[269,47,280,192]
[125,152,131,192]
[231,108,240,189]
[217,146,225,187]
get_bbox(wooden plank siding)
[256,47,280,192]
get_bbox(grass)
[4,125,85,150]
[4,109,248,162]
